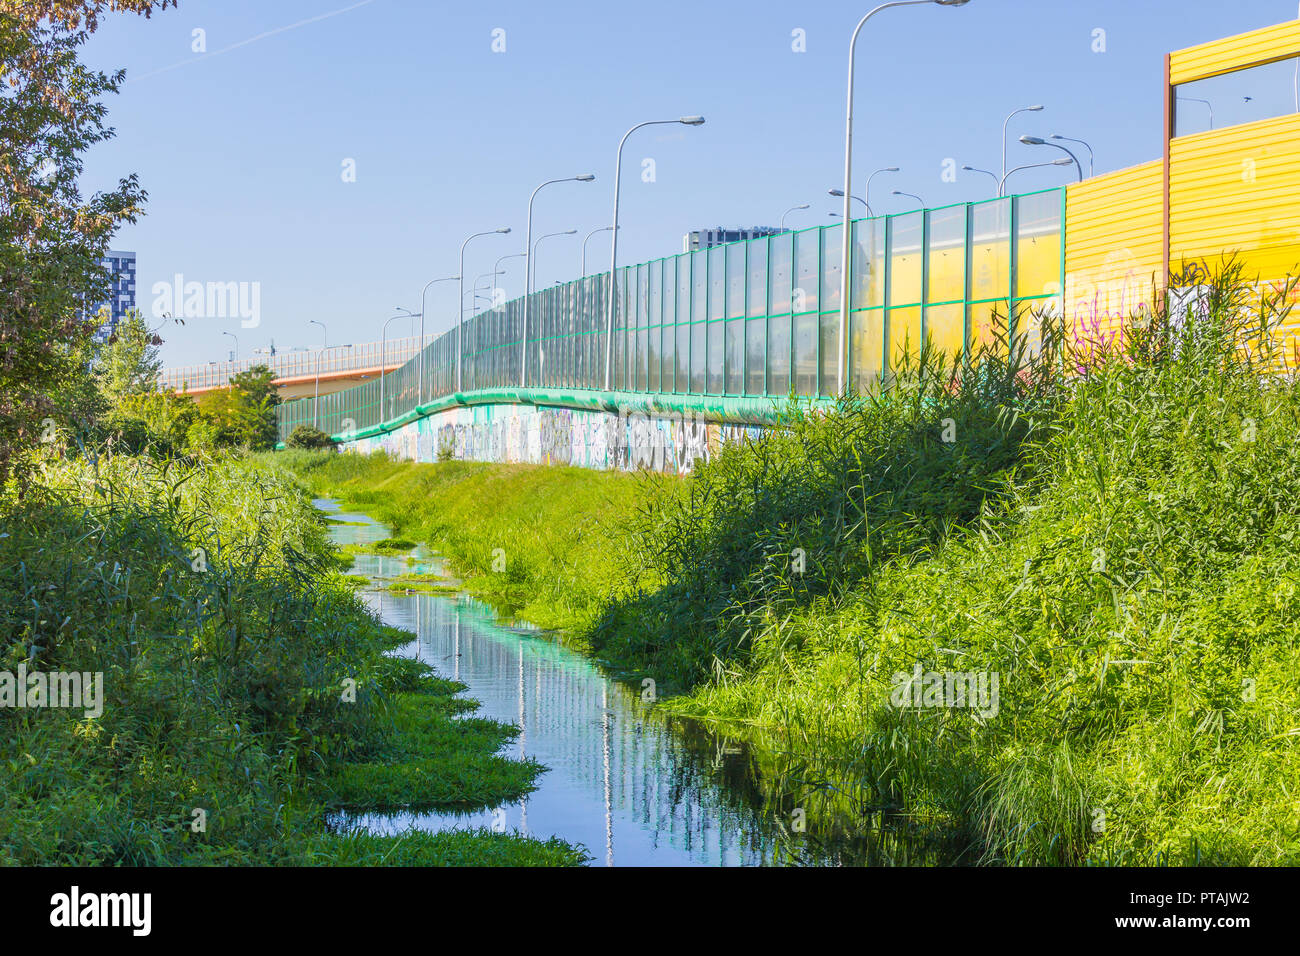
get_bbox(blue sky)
[79,0,1300,367]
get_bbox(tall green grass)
[0,452,584,865]
[616,261,1300,863]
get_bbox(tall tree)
[0,0,176,486]
[97,309,163,404]
[196,365,281,451]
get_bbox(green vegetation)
[0,454,585,865]
[276,264,1300,865]
[286,424,338,450]
[0,0,177,487]
[269,455,651,633]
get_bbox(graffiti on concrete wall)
[344,403,766,475]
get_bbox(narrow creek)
[317,497,942,866]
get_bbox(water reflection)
[316,498,956,866]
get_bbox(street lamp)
[581,226,618,276]
[469,274,496,317]
[523,174,594,388]
[222,330,238,363]
[1176,95,1214,130]
[532,230,576,283]
[416,275,457,404]
[963,165,1000,195]
[526,230,576,386]
[309,319,327,426]
[1002,104,1044,179]
[494,252,526,299]
[604,115,705,390]
[865,165,900,211]
[781,203,811,229]
[380,310,415,423]
[829,187,871,217]
[838,1,971,396]
[1019,135,1083,182]
[312,343,351,429]
[892,189,925,207]
[1051,134,1094,177]
[999,157,1073,196]
[458,228,511,391]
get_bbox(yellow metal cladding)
[1063,159,1165,340]
[1170,113,1300,276]
[1169,18,1300,85]
[1170,112,1300,350]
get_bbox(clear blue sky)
[79,0,1300,367]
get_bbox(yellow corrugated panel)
[1172,112,1300,362]
[1170,18,1300,84]
[1171,113,1300,278]
[1064,160,1165,340]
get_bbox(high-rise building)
[89,250,137,342]
[682,226,785,252]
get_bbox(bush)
[287,424,337,450]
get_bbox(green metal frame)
[277,187,1067,443]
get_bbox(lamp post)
[469,274,495,316]
[416,275,457,405]
[458,228,510,391]
[1050,134,1094,177]
[829,187,871,217]
[525,231,576,386]
[1019,135,1083,182]
[963,165,1000,195]
[494,252,526,299]
[865,165,900,211]
[1002,104,1044,179]
[222,330,238,363]
[1176,96,1214,130]
[312,343,351,429]
[523,174,594,388]
[309,320,326,426]
[381,308,416,423]
[531,230,576,285]
[781,203,811,229]
[603,115,705,390]
[838,1,971,397]
[892,189,925,207]
[999,157,1073,196]
[581,226,617,276]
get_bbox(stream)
[318,497,943,867]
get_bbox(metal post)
[417,275,457,406]
[458,229,510,392]
[604,117,704,391]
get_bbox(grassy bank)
[266,455,656,636]
[606,267,1300,864]
[0,453,586,865]
[268,265,1300,865]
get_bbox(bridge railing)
[276,188,1065,441]
[160,335,424,392]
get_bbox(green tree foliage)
[286,424,336,450]
[0,0,176,485]
[96,309,163,404]
[195,364,281,450]
[108,388,198,454]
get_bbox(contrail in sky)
[126,0,385,84]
